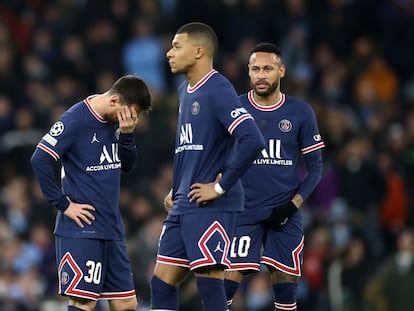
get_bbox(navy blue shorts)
[157,212,239,270]
[228,212,304,277]
[56,236,136,300]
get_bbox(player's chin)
[253,88,269,96]
[169,64,178,73]
[170,67,184,75]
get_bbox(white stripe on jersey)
[301,141,325,154]
[37,143,60,160]
[228,114,253,134]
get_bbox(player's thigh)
[157,215,190,265]
[102,240,136,300]
[156,215,190,285]
[262,217,304,278]
[182,212,239,271]
[56,236,106,301]
[228,221,264,273]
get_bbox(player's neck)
[88,94,106,119]
[253,90,282,106]
[186,61,213,87]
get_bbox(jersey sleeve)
[211,85,265,191]
[30,110,79,212]
[35,111,79,160]
[297,104,325,200]
[209,84,254,134]
[30,149,69,212]
[300,104,325,154]
[118,132,137,173]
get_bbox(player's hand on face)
[118,105,138,133]
[164,188,173,212]
[188,173,222,207]
[64,199,96,228]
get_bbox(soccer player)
[223,43,325,311]
[150,22,265,311]
[30,75,152,311]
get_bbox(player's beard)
[252,80,278,98]
[107,113,118,124]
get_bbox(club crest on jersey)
[278,119,292,132]
[49,121,64,136]
[191,101,200,115]
[60,271,69,285]
[115,128,120,140]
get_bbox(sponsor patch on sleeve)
[43,133,58,146]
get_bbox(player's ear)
[109,95,121,106]
[195,46,204,59]
[248,64,254,79]
[279,64,286,78]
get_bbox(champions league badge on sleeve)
[49,121,65,136]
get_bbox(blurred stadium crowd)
[0,0,414,310]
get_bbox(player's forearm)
[297,150,323,200]
[119,133,137,173]
[30,149,69,212]
[219,121,265,191]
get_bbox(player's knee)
[224,270,244,283]
[108,297,137,311]
[153,263,188,286]
[194,264,225,279]
[69,296,97,311]
[270,268,299,284]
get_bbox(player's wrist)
[56,196,70,213]
[214,182,226,195]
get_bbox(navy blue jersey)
[170,70,265,215]
[32,98,135,240]
[240,91,324,220]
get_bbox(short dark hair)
[176,22,218,56]
[110,75,152,113]
[251,43,282,59]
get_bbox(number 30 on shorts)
[84,260,102,284]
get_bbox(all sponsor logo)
[85,143,122,171]
[254,139,293,166]
[175,122,203,153]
